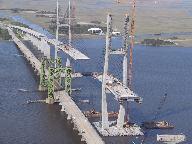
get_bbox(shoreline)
[1,13,191,47]
[1,6,192,47]
[1,38,191,48]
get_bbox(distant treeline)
[11,21,30,29]
[141,39,175,46]
[0,18,9,21]
[0,18,31,40]
[49,24,107,34]
[36,11,56,14]
[0,8,37,13]
[0,17,30,29]
[0,28,11,40]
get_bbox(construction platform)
[157,134,186,143]
[93,73,142,103]
[93,121,143,136]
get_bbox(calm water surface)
[72,38,192,143]
[0,37,192,143]
[0,41,79,144]
[1,2,192,141]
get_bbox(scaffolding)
[39,57,72,103]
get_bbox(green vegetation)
[90,20,101,25]
[0,28,11,40]
[0,18,10,22]
[10,21,30,29]
[36,10,55,14]
[169,36,178,40]
[0,17,30,29]
[141,38,175,46]
[49,23,106,34]
[0,18,30,40]
[3,8,38,13]
[13,29,24,39]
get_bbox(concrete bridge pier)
[45,97,55,104]
[40,38,50,59]
[117,101,126,128]
[38,85,47,91]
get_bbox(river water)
[70,38,192,143]
[1,36,192,143]
[0,41,81,144]
[0,11,192,143]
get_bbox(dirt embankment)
[1,0,192,47]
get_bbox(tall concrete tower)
[55,0,59,68]
[101,14,112,130]
[117,14,130,127]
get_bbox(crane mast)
[128,0,136,90]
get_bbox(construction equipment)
[142,121,174,129]
[157,134,186,144]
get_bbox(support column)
[117,101,126,128]
[55,57,62,84]
[39,58,47,91]
[65,59,72,96]
[123,55,128,86]
[123,14,129,87]
[122,14,130,123]
[101,14,112,130]
[46,67,55,104]
[41,38,50,59]
[68,0,72,47]
[117,14,130,128]
[55,0,59,68]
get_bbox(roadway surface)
[56,90,105,144]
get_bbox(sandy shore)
[0,0,192,47]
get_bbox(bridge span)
[7,26,104,144]
[55,90,104,144]
[9,25,89,60]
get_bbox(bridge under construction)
[7,24,104,144]
[0,0,145,143]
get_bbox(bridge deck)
[9,25,89,60]
[8,27,42,74]
[8,27,62,89]
[8,27,104,144]
[55,90,104,144]
[93,73,142,102]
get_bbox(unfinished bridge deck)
[93,73,142,103]
[7,27,42,74]
[8,26,104,144]
[9,25,89,60]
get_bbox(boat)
[112,31,121,36]
[157,134,186,144]
[83,109,118,118]
[87,28,104,35]
[79,99,90,103]
[123,121,137,128]
[18,88,29,92]
[142,121,174,129]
